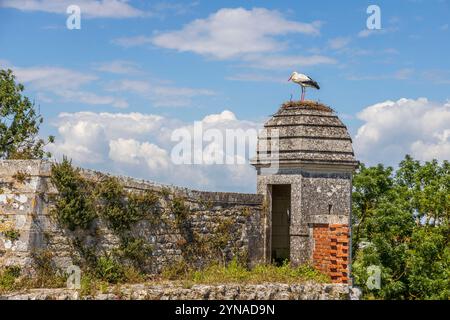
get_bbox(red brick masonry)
[312,224,349,283]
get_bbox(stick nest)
[282,100,334,112]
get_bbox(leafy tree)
[0,69,54,159]
[352,155,450,299]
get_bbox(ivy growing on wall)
[50,158,161,280]
[95,176,158,232]
[49,158,254,286]
[50,157,96,231]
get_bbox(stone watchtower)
[251,101,358,283]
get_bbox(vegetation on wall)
[3,228,20,241]
[162,259,329,285]
[170,195,247,267]
[50,157,96,231]
[50,158,161,283]
[0,251,66,294]
[352,155,449,300]
[44,159,275,291]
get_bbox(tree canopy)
[352,155,450,299]
[0,69,54,159]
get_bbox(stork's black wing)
[304,80,320,90]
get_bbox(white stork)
[288,72,320,101]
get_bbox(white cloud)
[357,28,388,38]
[328,37,351,50]
[3,63,129,108]
[244,54,336,70]
[354,98,450,165]
[11,63,213,108]
[57,90,129,108]
[116,7,320,59]
[48,110,260,192]
[14,66,96,90]
[107,79,215,107]
[112,8,335,71]
[393,68,414,80]
[109,138,169,170]
[347,68,414,81]
[0,0,148,18]
[93,60,140,74]
[225,72,285,83]
[111,35,153,48]
[422,70,450,84]
[151,1,199,17]
[202,110,236,123]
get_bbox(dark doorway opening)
[271,184,291,265]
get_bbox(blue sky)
[0,0,449,192]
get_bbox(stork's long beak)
[288,75,292,82]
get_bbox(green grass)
[1,259,329,295]
[0,266,21,293]
[162,259,330,284]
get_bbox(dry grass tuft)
[282,100,334,112]
[161,259,329,284]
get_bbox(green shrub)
[161,260,190,280]
[0,266,21,293]
[94,255,125,284]
[96,177,159,232]
[3,228,20,241]
[128,190,159,221]
[172,196,189,225]
[117,236,153,268]
[50,157,96,230]
[12,170,30,184]
[30,249,66,288]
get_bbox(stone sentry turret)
[251,101,358,284]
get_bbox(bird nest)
[282,100,334,112]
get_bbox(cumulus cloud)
[112,7,330,69]
[48,110,261,192]
[150,7,320,59]
[0,0,148,18]
[109,138,169,170]
[354,98,450,166]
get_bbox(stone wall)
[256,170,352,283]
[1,282,361,300]
[0,160,265,273]
[251,103,358,284]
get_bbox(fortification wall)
[0,160,265,273]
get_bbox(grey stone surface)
[251,102,358,275]
[0,282,361,300]
[0,160,265,272]
[252,103,358,168]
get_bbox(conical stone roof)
[251,101,358,170]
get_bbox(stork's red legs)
[301,87,305,101]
